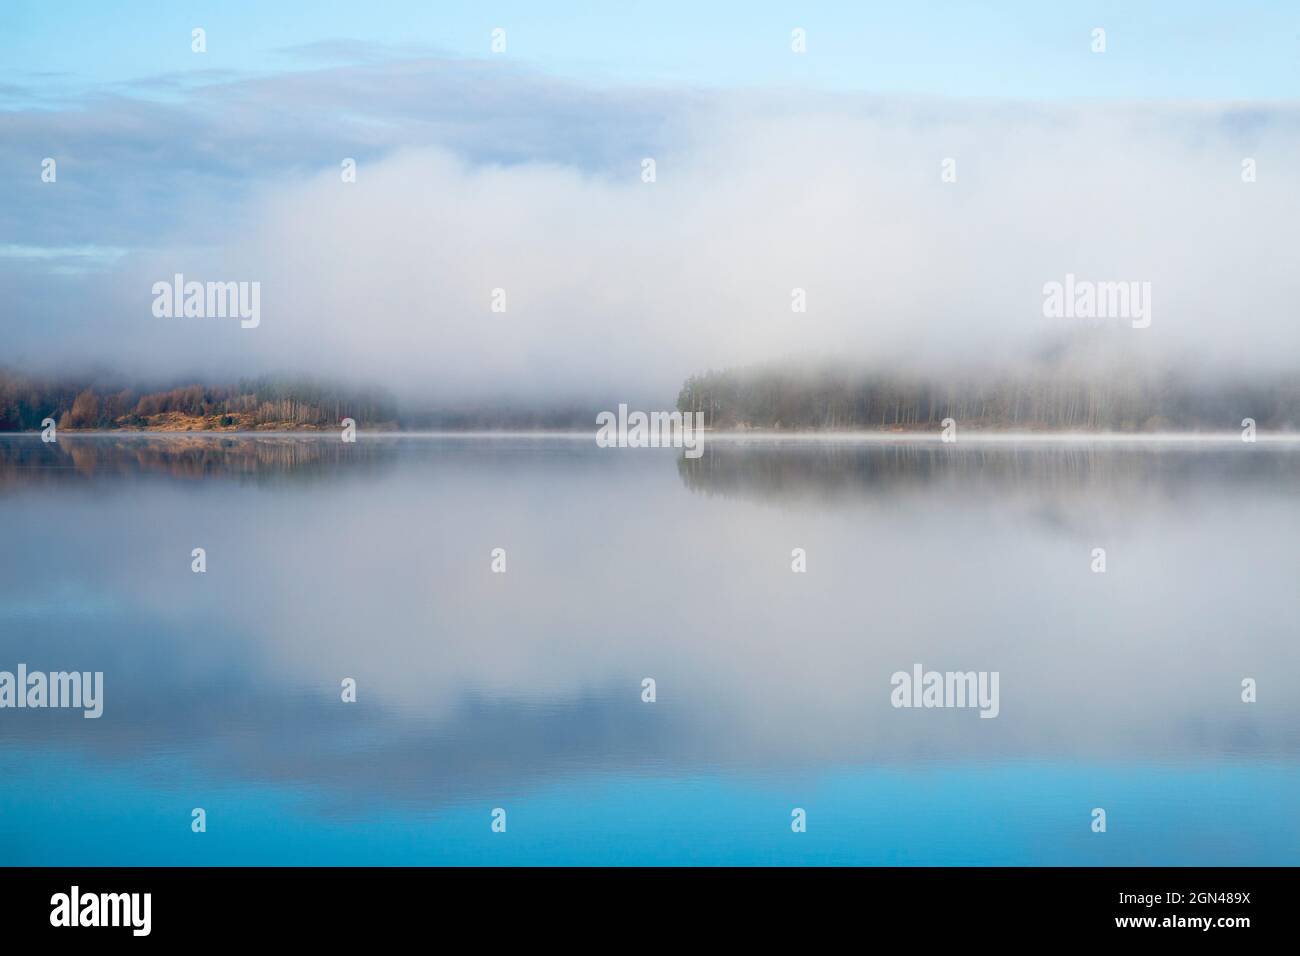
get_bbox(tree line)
[677,363,1300,431]
[0,370,398,431]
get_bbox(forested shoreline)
[0,371,398,431]
[5,363,1300,433]
[676,364,1300,432]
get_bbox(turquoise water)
[1,750,1296,865]
[1,435,1297,865]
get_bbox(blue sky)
[2,0,1298,100]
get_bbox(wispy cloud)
[0,243,127,275]
[274,38,447,65]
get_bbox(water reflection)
[0,435,1296,862]
[678,438,1300,505]
[0,433,399,488]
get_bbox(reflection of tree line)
[0,435,397,487]
[677,441,1300,505]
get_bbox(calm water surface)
[0,434,1296,865]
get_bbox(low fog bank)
[678,340,1300,431]
[5,351,1298,432]
[5,61,1299,408]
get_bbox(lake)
[0,433,1296,865]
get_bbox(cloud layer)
[4,58,1299,402]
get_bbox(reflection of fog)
[0,620,684,814]
[0,436,1297,813]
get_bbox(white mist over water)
[6,76,1300,405]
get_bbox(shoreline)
[5,429,1300,443]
